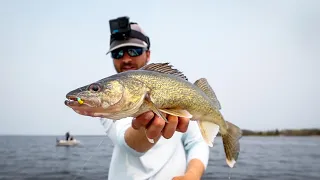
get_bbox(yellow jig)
[77,97,84,105]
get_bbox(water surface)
[0,136,319,180]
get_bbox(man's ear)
[146,50,151,63]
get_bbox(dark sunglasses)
[111,46,147,59]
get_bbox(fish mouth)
[64,95,100,117]
[64,95,95,108]
[65,95,81,107]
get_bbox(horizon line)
[1,127,320,136]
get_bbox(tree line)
[240,128,320,136]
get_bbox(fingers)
[132,111,155,130]
[162,115,179,139]
[145,115,166,139]
[131,111,190,139]
[176,117,190,133]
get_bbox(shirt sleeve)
[181,121,210,170]
[102,117,146,157]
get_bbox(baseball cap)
[106,23,149,54]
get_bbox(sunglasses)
[111,46,147,59]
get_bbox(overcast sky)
[0,0,319,135]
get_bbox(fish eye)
[88,83,101,92]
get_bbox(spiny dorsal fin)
[194,78,221,109]
[139,63,188,81]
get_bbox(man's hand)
[132,111,190,139]
[172,174,200,180]
[124,111,190,153]
[172,159,205,180]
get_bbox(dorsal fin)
[139,63,188,80]
[194,78,221,109]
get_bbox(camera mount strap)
[110,30,151,49]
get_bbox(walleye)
[64,63,242,168]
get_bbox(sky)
[0,0,319,135]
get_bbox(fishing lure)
[77,97,84,105]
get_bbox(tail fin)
[221,121,242,168]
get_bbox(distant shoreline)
[1,128,320,136]
[239,128,320,136]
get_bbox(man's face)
[111,46,150,73]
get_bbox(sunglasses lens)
[127,48,144,57]
[111,47,145,59]
[111,49,124,59]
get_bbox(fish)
[64,62,243,168]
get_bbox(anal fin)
[197,121,220,147]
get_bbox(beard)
[114,62,137,73]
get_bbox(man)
[65,131,70,141]
[102,17,210,180]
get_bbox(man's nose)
[121,52,132,63]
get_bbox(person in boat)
[65,131,70,141]
[101,16,211,180]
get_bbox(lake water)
[0,136,319,180]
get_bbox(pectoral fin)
[159,109,193,119]
[197,121,220,147]
[144,93,168,123]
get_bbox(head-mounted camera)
[109,16,151,49]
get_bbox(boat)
[56,138,81,146]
